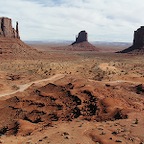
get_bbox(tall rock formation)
[71,30,98,51]
[72,30,88,45]
[120,26,144,53]
[0,17,44,59]
[0,17,20,39]
[133,26,144,48]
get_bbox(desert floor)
[0,44,144,144]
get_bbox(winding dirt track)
[89,79,143,85]
[0,74,143,98]
[0,74,65,97]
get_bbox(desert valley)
[0,17,144,144]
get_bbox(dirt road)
[0,74,65,97]
[0,74,143,98]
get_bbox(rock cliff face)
[120,26,144,54]
[71,30,98,51]
[133,26,144,48]
[0,17,45,59]
[72,30,88,45]
[0,17,20,39]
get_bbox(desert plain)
[0,41,144,144]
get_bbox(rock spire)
[0,17,20,39]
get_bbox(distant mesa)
[120,26,144,54]
[71,30,98,51]
[72,30,88,44]
[0,17,20,39]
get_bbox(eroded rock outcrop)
[120,26,144,54]
[0,17,44,58]
[133,26,144,48]
[71,30,98,51]
[73,30,88,44]
[0,81,128,135]
[0,17,20,39]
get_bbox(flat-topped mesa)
[133,26,144,48]
[0,17,20,39]
[119,26,144,53]
[72,30,88,45]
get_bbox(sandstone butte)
[120,26,144,54]
[0,17,45,59]
[71,30,98,51]
[72,30,88,44]
[0,17,20,39]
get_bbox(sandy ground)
[0,43,144,144]
[0,74,65,97]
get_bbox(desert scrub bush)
[0,126,8,136]
[134,118,138,124]
[136,84,144,94]
[12,85,19,90]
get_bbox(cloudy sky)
[1,0,144,42]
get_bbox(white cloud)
[0,0,144,42]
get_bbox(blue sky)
[1,0,144,42]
